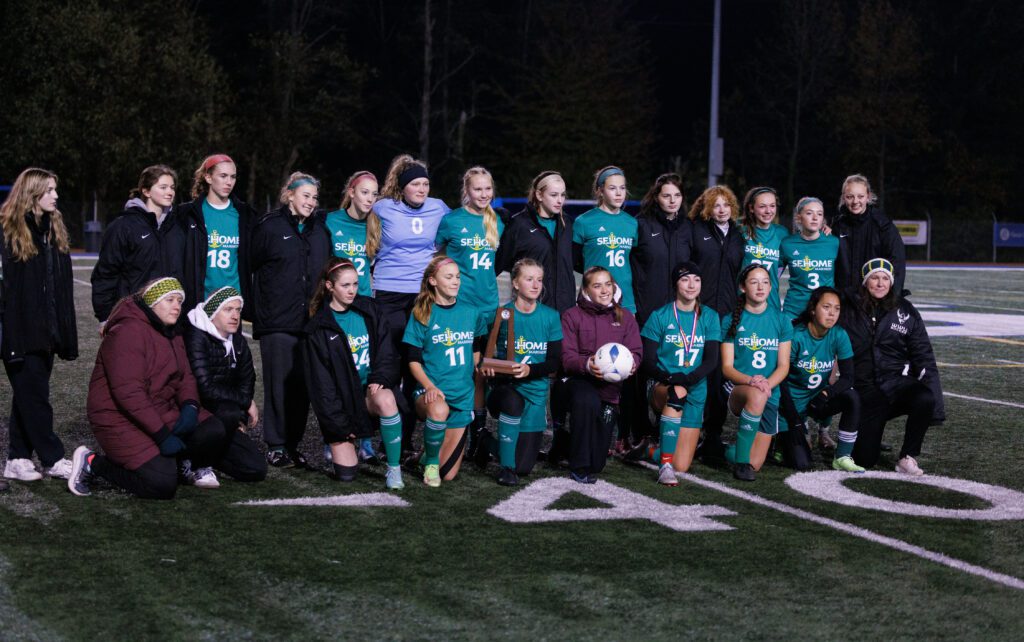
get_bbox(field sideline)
[1,262,1023,640]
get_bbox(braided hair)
[725,264,771,338]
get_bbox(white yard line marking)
[975,337,1024,347]
[236,493,410,508]
[73,279,91,288]
[996,359,1024,365]
[943,392,1024,409]
[937,362,1024,369]
[639,462,1024,591]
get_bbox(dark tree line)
[1,0,1021,259]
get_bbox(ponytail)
[309,257,357,318]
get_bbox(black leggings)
[780,386,861,435]
[486,385,543,475]
[375,291,418,451]
[211,404,268,482]
[853,382,935,468]
[555,377,616,476]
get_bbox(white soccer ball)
[593,342,635,383]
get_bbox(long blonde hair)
[527,170,566,228]
[379,154,428,202]
[412,255,458,325]
[0,168,70,261]
[340,170,382,259]
[460,166,500,250]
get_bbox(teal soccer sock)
[424,418,446,465]
[379,413,402,467]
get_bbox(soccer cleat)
[497,466,519,487]
[266,448,295,468]
[3,458,42,481]
[569,469,590,484]
[833,456,866,473]
[178,459,196,485]
[192,467,220,489]
[287,449,308,469]
[733,463,756,482]
[322,443,332,465]
[585,474,598,484]
[358,439,380,465]
[423,464,441,487]
[657,463,678,486]
[624,437,651,462]
[46,458,74,480]
[817,429,837,450]
[67,446,94,497]
[385,465,405,490]
[895,455,924,476]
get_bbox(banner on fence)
[993,223,1024,248]
[895,220,928,246]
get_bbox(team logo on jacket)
[334,235,366,257]
[459,234,491,251]
[737,333,779,351]
[795,355,834,374]
[514,336,547,356]
[746,242,779,262]
[208,230,240,248]
[791,256,834,272]
[597,233,634,250]
[433,327,474,346]
[897,309,910,325]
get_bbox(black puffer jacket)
[690,217,744,316]
[170,195,259,312]
[184,322,255,412]
[839,286,944,424]
[304,296,402,441]
[832,204,906,294]
[250,206,331,338]
[1,212,78,362]
[631,210,692,325]
[91,201,178,322]
[495,207,576,313]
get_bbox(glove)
[667,372,693,388]
[158,434,187,457]
[807,391,830,419]
[173,402,200,436]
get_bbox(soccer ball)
[593,342,635,383]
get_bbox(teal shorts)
[723,381,781,435]
[414,388,473,429]
[646,380,705,429]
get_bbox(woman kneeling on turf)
[306,258,406,488]
[557,267,642,483]
[839,259,944,474]
[640,261,721,484]
[720,264,792,481]
[403,256,488,487]
[478,258,563,486]
[777,287,862,472]
[70,278,229,499]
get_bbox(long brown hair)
[460,166,500,251]
[740,186,779,240]
[581,266,624,324]
[726,264,770,338]
[412,255,459,325]
[0,168,70,261]
[309,257,358,317]
[687,185,740,222]
[640,173,686,219]
[129,164,178,200]
[190,154,234,199]
[592,165,627,209]
[379,154,428,202]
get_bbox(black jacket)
[832,204,906,294]
[1,212,78,362]
[631,210,693,325]
[183,324,256,412]
[250,206,331,338]
[171,195,259,313]
[495,207,576,313]
[91,203,179,322]
[839,287,944,424]
[690,217,744,316]
[304,297,401,441]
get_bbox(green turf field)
[1,262,1023,640]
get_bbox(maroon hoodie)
[87,297,210,470]
[561,290,643,404]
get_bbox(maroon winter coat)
[87,297,211,470]
[561,290,643,404]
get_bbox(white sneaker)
[3,458,43,481]
[657,463,679,486]
[895,455,924,476]
[192,467,220,489]
[46,458,74,479]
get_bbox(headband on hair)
[597,167,624,187]
[398,165,429,190]
[533,171,561,188]
[203,154,234,171]
[749,187,776,200]
[347,171,377,188]
[794,196,823,214]
[328,260,357,276]
[435,257,456,270]
[287,177,319,191]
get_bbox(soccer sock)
[658,415,681,465]
[724,443,736,464]
[424,418,446,466]
[379,413,403,467]
[497,413,521,469]
[735,410,761,465]
[836,429,857,458]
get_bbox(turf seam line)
[943,392,1024,409]
[638,462,1024,592]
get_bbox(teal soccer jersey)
[434,208,503,311]
[538,216,557,239]
[721,306,793,404]
[493,302,563,431]
[403,301,489,411]
[202,200,241,296]
[787,324,853,411]
[779,233,839,318]
[325,209,372,296]
[332,309,371,386]
[640,302,722,403]
[572,208,639,312]
[740,223,787,310]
